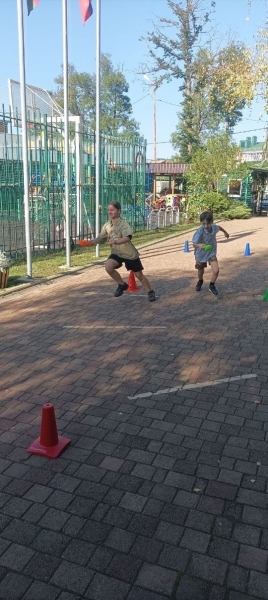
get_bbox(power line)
[132,94,150,105]
[147,126,268,145]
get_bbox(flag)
[27,0,40,15]
[79,0,93,24]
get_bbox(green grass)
[2,222,198,291]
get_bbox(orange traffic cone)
[27,403,71,458]
[127,270,139,292]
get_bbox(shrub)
[198,192,230,214]
[221,202,251,219]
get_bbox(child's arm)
[192,243,206,249]
[218,226,229,239]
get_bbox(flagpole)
[95,0,101,257]
[63,0,71,267]
[17,0,32,278]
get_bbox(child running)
[89,201,156,301]
[192,211,229,296]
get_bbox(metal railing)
[146,206,180,230]
[0,105,147,255]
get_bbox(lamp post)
[144,75,158,162]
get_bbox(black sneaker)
[114,283,128,297]
[196,280,203,292]
[209,283,218,296]
[148,290,156,302]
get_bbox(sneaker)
[209,283,218,296]
[148,290,156,302]
[114,282,128,297]
[196,280,203,292]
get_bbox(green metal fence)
[0,105,147,255]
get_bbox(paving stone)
[0,542,34,571]
[248,570,268,599]
[189,553,228,585]
[78,517,111,544]
[88,546,114,572]
[206,481,238,501]
[136,563,177,596]
[131,535,163,563]
[198,496,225,516]
[22,581,60,600]
[142,498,163,518]
[131,464,156,481]
[233,523,261,546]
[24,552,61,582]
[99,456,124,471]
[238,544,268,572]
[242,505,268,528]
[237,488,268,509]
[106,552,142,583]
[2,519,39,545]
[155,520,183,545]
[180,528,211,553]
[52,560,93,594]
[105,527,136,553]
[185,509,214,533]
[0,572,32,600]
[227,565,248,593]
[208,537,239,563]
[209,584,226,600]
[85,573,130,599]
[175,574,211,600]
[128,514,158,537]
[127,587,167,600]
[62,539,95,565]
[218,469,243,486]
[119,492,147,513]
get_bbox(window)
[228,179,242,197]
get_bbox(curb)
[0,221,223,299]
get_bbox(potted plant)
[0,251,12,289]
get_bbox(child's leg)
[210,260,219,283]
[135,270,153,292]
[105,258,124,284]
[197,266,204,281]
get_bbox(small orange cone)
[27,403,71,458]
[127,270,139,292]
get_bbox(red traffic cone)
[27,403,71,458]
[127,270,139,292]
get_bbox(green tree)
[185,133,250,219]
[141,0,216,162]
[54,54,140,135]
[209,42,254,131]
[142,1,254,161]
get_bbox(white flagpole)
[17,0,32,278]
[63,0,71,267]
[95,0,101,257]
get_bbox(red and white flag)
[79,0,93,24]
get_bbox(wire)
[147,126,268,145]
[132,94,150,105]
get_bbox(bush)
[221,203,251,219]
[198,192,230,214]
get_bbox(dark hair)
[200,211,213,223]
[108,201,121,211]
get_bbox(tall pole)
[63,0,71,267]
[153,85,157,162]
[17,0,32,277]
[95,0,101,257]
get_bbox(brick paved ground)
[0,216,268,599]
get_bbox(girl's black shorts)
[108,254,144,272]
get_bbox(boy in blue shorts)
[192,211,229,296]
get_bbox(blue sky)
[0,0,267,158]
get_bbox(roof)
[242,143,264,152]
[146,162,188,174]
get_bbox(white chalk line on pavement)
[127,373,257,400]
[63,325,167,330]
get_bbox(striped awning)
[146,162,188,175]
